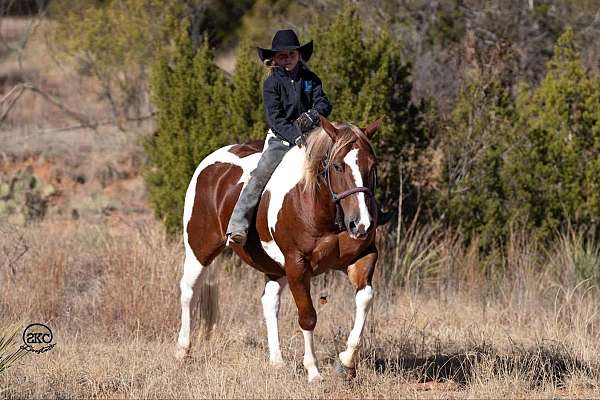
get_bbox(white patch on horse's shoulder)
[261,240,285,266]
[264,146,305,234]
[258,144,305,266]
[343,148,371,232]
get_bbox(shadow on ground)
[365,343,595,388]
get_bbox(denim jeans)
[226,133,291,234]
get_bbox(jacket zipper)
[291,78,300,117]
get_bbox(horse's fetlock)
[299,314,317,331]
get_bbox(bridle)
[320,145,377,230]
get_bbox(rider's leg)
[227,135,291,244]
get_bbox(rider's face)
[273,50,299,71]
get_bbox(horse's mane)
[301,123,373,196]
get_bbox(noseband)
[320,147,376,230]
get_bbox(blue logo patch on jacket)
[302,81,313,93]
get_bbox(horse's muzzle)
[348,217,370,240]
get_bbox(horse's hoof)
[269,359,285,368]
[307,372,323,383]
[175,346,189,361]
[334,359,356,380]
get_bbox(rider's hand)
[294,134,307,148]
[295,109,320,133]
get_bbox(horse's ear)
[320,115,339,141]
[362,118,383,139]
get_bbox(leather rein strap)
[331,186,373,202]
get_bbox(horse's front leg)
[336,247,377,379]
[286,254,321,382]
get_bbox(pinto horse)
[176,116,381,381]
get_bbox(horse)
[176,116,381,382]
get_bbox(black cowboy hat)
[257,30,313,62]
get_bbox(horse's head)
[304,116,381,240]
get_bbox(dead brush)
[95,224,181,338]
[380,222,451,288]
[0,321,28,375]
[0,220,181,339]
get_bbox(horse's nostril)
[348,219,358,232]
[349,219,367,235]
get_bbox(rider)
[226,29,332,245]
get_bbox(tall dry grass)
[0,321,27,375]
[0,219,599,398]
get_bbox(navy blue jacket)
[263,64,332,144]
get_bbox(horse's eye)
[333,164,343,173]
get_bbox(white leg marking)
[343,148,371,232]
[302,329,322,382]
[176,250,205,359]
[261,277,287,365]
[339,285,374,368]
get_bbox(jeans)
[227,133,291,234]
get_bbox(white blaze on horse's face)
[343,147,372,239]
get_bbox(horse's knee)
[298,311,317,331]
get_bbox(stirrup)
[226,231,247,246]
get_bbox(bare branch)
[23,84,92,127]
[0,83,24,104]
[0,84,25,124]
[16,14,43,75]
[0,3,80,130]
[34,112,156,135]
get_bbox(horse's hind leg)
[261,275,287,365]
[175,236,224,360]
[175,248,206,359]
[336,248,377,379]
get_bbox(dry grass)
[0,219,599,398]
